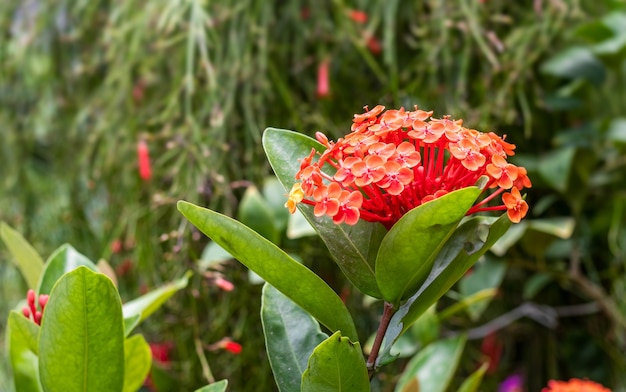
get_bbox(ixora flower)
[21,289,49,326]
[286,105,531,229]
[542,378,612,392]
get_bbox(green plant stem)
[367,301,396,378]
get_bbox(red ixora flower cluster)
[286,105,530,229]
[22,289,49,325]
[542,378,611,392]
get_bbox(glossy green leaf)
[122,271,191,328]
[457,361,489,392]
[37,244,98,296]
[538,146,576,193]
[194,380,228,392]
[123,335,152,392]
[239,185,281,244]
[379,215,511,365]
[261,283,328,392]
[39,266,124,392]
[376,187,482,304]
[7,311,42,392]
[394,335,466,392]
[178,201,358,341]
[1,222,45,289]
[301,331,370,392]
[459,257,506,320]
[263,127,386,298]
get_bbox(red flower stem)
[367,301,396,379]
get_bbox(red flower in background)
[137,140,152,181]
[286,105,531,229]
[542,378,611,392]
[317,59,330,98]
[348,9,368,24]
[480,332,503,374]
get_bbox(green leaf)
[301,331,370,392]
[123,335,152,392]
[37,244,98,296]
[194,380,229,392]
[7,311,42,392]
[1,222,45,289]
[261,284,328,392]
[394,335,466,392]
[178,201,358,341]
[123,313,141,337]
[263,176,291,233]
[376,187,481,304]
[457,361,489,392]
[263,127,386,298]
[239,185,281,244]
[286,209,317,239]
[538,147,576,194]
[379,215,511,365]
[122,271,191,329]
[541,46,606,84]
[39,266,124,391]
[459,257,507,320]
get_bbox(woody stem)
[367,301,396,379]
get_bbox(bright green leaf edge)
[194,380,228,392]
[1,222,45,289]
[178,201,358,341]
[263,127,386,298]
[376,187,481,304]
[123,335,152,392]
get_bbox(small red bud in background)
[137,140,152,181]
[22,306,31,318]
[214,276,235,292]
[39,294,49,309]
[317,59,330,99]
[348,9,368,24]
[366,35,382,55]
[222,340,242,355]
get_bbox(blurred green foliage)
[1,0,626,391]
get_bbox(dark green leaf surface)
[178,201,358,341]
[379,215,511,365]
[123,335,152,392]
[37,244,98,296]
[394,335,466,392]
[7,311,42,392]
[376,187,481,304]
[39,266,124,392]
[1,222,45,289]
[261,284,328,392]
[459,257,507,320]
[301,331,370,392]
[263,127,386,298]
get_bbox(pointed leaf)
[123,314,141,337]
[7,311,42,392]
[263,127,386,298]
[122,271,191,328]
[261,284,328,392]
[376,187,482,304]
[457,362,489,392]
[1,222,45,289]
[395,335,467,392]
[123,335,152,392]
[301,331,370,392]
[39,267,124,391]
[379,215,511,364]
[194,380,228,392]
[178,201,358,341]
[37,244,98,296]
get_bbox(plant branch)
[367,301,396,379]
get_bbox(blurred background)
[1,0,626,391]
